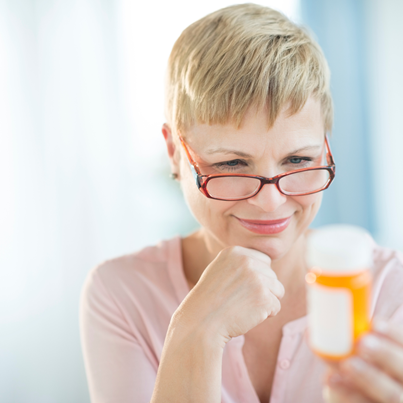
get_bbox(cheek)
[293,192,323,221]
[180,169,235,223]
[180,175,203,216]
[179,159,201,208]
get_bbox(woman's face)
[166,97,326,260]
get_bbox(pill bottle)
[305,224,373,360]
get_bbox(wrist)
[153,304,224,403]
[168,303,229,350]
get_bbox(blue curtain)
[300,0,376,234]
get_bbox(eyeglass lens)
[205,169,331,199]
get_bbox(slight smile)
[234,216,292,235]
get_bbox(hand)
[175,246,285,344]
[323,320,403,403]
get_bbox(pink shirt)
[80,236,403,403]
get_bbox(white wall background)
[0,1,299,402]
[366,0,403,252]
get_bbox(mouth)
[234,216,292,235]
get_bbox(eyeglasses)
[178,134,336,201]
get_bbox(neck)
[181,228,308,293]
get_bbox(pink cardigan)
[80,236,403,403]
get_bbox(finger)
[225,246,276,277]
[262,277,285,300]
[266,292,282,316]
[372,318,403,348]
[358,334,403,383]
[246,254,278,282]
[242,247,272,266]
[340,356,403,403]
[244,258,284,298]
[323,385,373,403]
[325,368,372,401]
[253,262,278,280]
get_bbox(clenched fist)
[175,245,285,345]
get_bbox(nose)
[247,182,288,212]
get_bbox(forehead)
[183,97,325,154]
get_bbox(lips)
[235,216,292,235]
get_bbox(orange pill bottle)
[305,224,373,361]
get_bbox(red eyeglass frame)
[178,134,336,201]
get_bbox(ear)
[162,123,180,178]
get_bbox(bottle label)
[307,283,353,356]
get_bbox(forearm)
[151,311,225,403]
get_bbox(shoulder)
[372,241,403,321]
[93,237,175,279]
[81,236,182,311]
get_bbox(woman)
[80,4,403,403]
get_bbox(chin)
[253,238,291,260]
[229,232,292,261]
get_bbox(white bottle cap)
[306,224,373,273]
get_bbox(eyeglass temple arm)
[178,135,202,183]
[325,135,335,166]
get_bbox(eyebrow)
[205,144,322,158]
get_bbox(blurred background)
[1,0,402,401]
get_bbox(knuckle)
[259,283,276,304]
[227,245,245,256]
[276,281,285,297]
[250,277,266,299]
[250,280,281,317]
[238,254,255,269]
[222,246,250,264]
[256,283,268,299]
[265,278,284,299]
[269,268,278,279]
[274,297,281,313]
[250,268,264,285]
[268,295,281,315]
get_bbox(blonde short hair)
[165,3,333,135]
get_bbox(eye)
[288,156,313,165]
[225,160,241,166]
[213,159,248,171]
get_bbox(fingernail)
[360,335,380,352]
[322,385,331,400]
[344,357,365,372]
[372,318,389,334]
[323,386,339,403]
